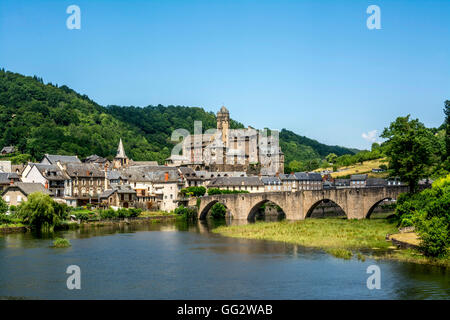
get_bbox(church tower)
[217,106,230,146]
[113,138,129,168]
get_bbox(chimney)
[10,179,14,186]
[276,172,279,177]
[165,172,169,182]
[45,181,49,189]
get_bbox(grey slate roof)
[366,178,387,187]
[261,177,282,185]
[64,163,104,178]
[350,174,368,181]
[208,176,264,187]
[335,179,350,186]
[1,146,15,154]
[2,182,53,196]
[43,154,81,165]
[33,164,69,181]
[99,184,136,199]
[0,172,20,184]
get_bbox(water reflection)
[0,219,449,300]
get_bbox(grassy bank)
[212,219,450,267]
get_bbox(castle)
[166,106,284,175]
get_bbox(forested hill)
[0,69,357,166]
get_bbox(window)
[5,195,10,203]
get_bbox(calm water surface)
[0,220,449,300]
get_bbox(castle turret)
[217,106,230,146]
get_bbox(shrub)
[416,215,448,257]
[52,238,71,248]
[99,208,117,220]
[210,203,227,219]
[128,208,142,218]
[207,188,250,195]
[0,198,8,215]
[74,212,90,221]
[174,205,197,220]
[180,186,206,197]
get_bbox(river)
[0,220,449,300]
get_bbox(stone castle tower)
[216,106,230,146]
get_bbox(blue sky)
[0,0,449,150]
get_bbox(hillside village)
[0,108,408,213]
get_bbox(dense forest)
[0,69,357,167]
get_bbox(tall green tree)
[326,153,338,164]
[381,115,436,193]
[0,198,8,215]
[17,192,60,231]
[444,100,450,163]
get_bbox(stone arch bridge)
[189,186,409,220]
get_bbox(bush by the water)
[395,174,450,257]
[174,205,197,220]
[207,188,250,195]
[16,192,68,231]
[210,203,227,219]
[52,238,71,248]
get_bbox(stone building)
[169,107,284,175]
[21,163,69,198]
[99,184,137,209]
[2,182,53,206]
[62,163,107,206]
[207,176,265,193]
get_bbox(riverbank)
[212,219,450,268]
[0,214,179,234]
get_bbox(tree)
[326,153,338,164]
[381,115,436,193]
[0,198,8,215]
[17,192,60,231]
[210,203,227,219]
[444,100,450,162]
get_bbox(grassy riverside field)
[212,218,450,267]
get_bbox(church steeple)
[116,138,127,159]
[113,138,129,168]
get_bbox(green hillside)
[0,69,357,168]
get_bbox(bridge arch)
[306,199,347,218]
[366,197,393,219]
[199,199,232,220]
[247,199,286,222]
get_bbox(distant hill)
[0,69,357,168]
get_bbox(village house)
[261,176,282,192]
[21,163,69,198]
[207,176,265,193]
[0,172,21,193]
[122,166,183,211]
[83,154,111,167]
[2,182,53,206]
[0,146,15,155]
[335,178,350,188]
[62,163,107,207]
[350,174,368,188]
[294,172,323,191]
[41,154,81,165]
[0,161,12,173]
[99,184,137,209]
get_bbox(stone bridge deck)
[189,186,409,220]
